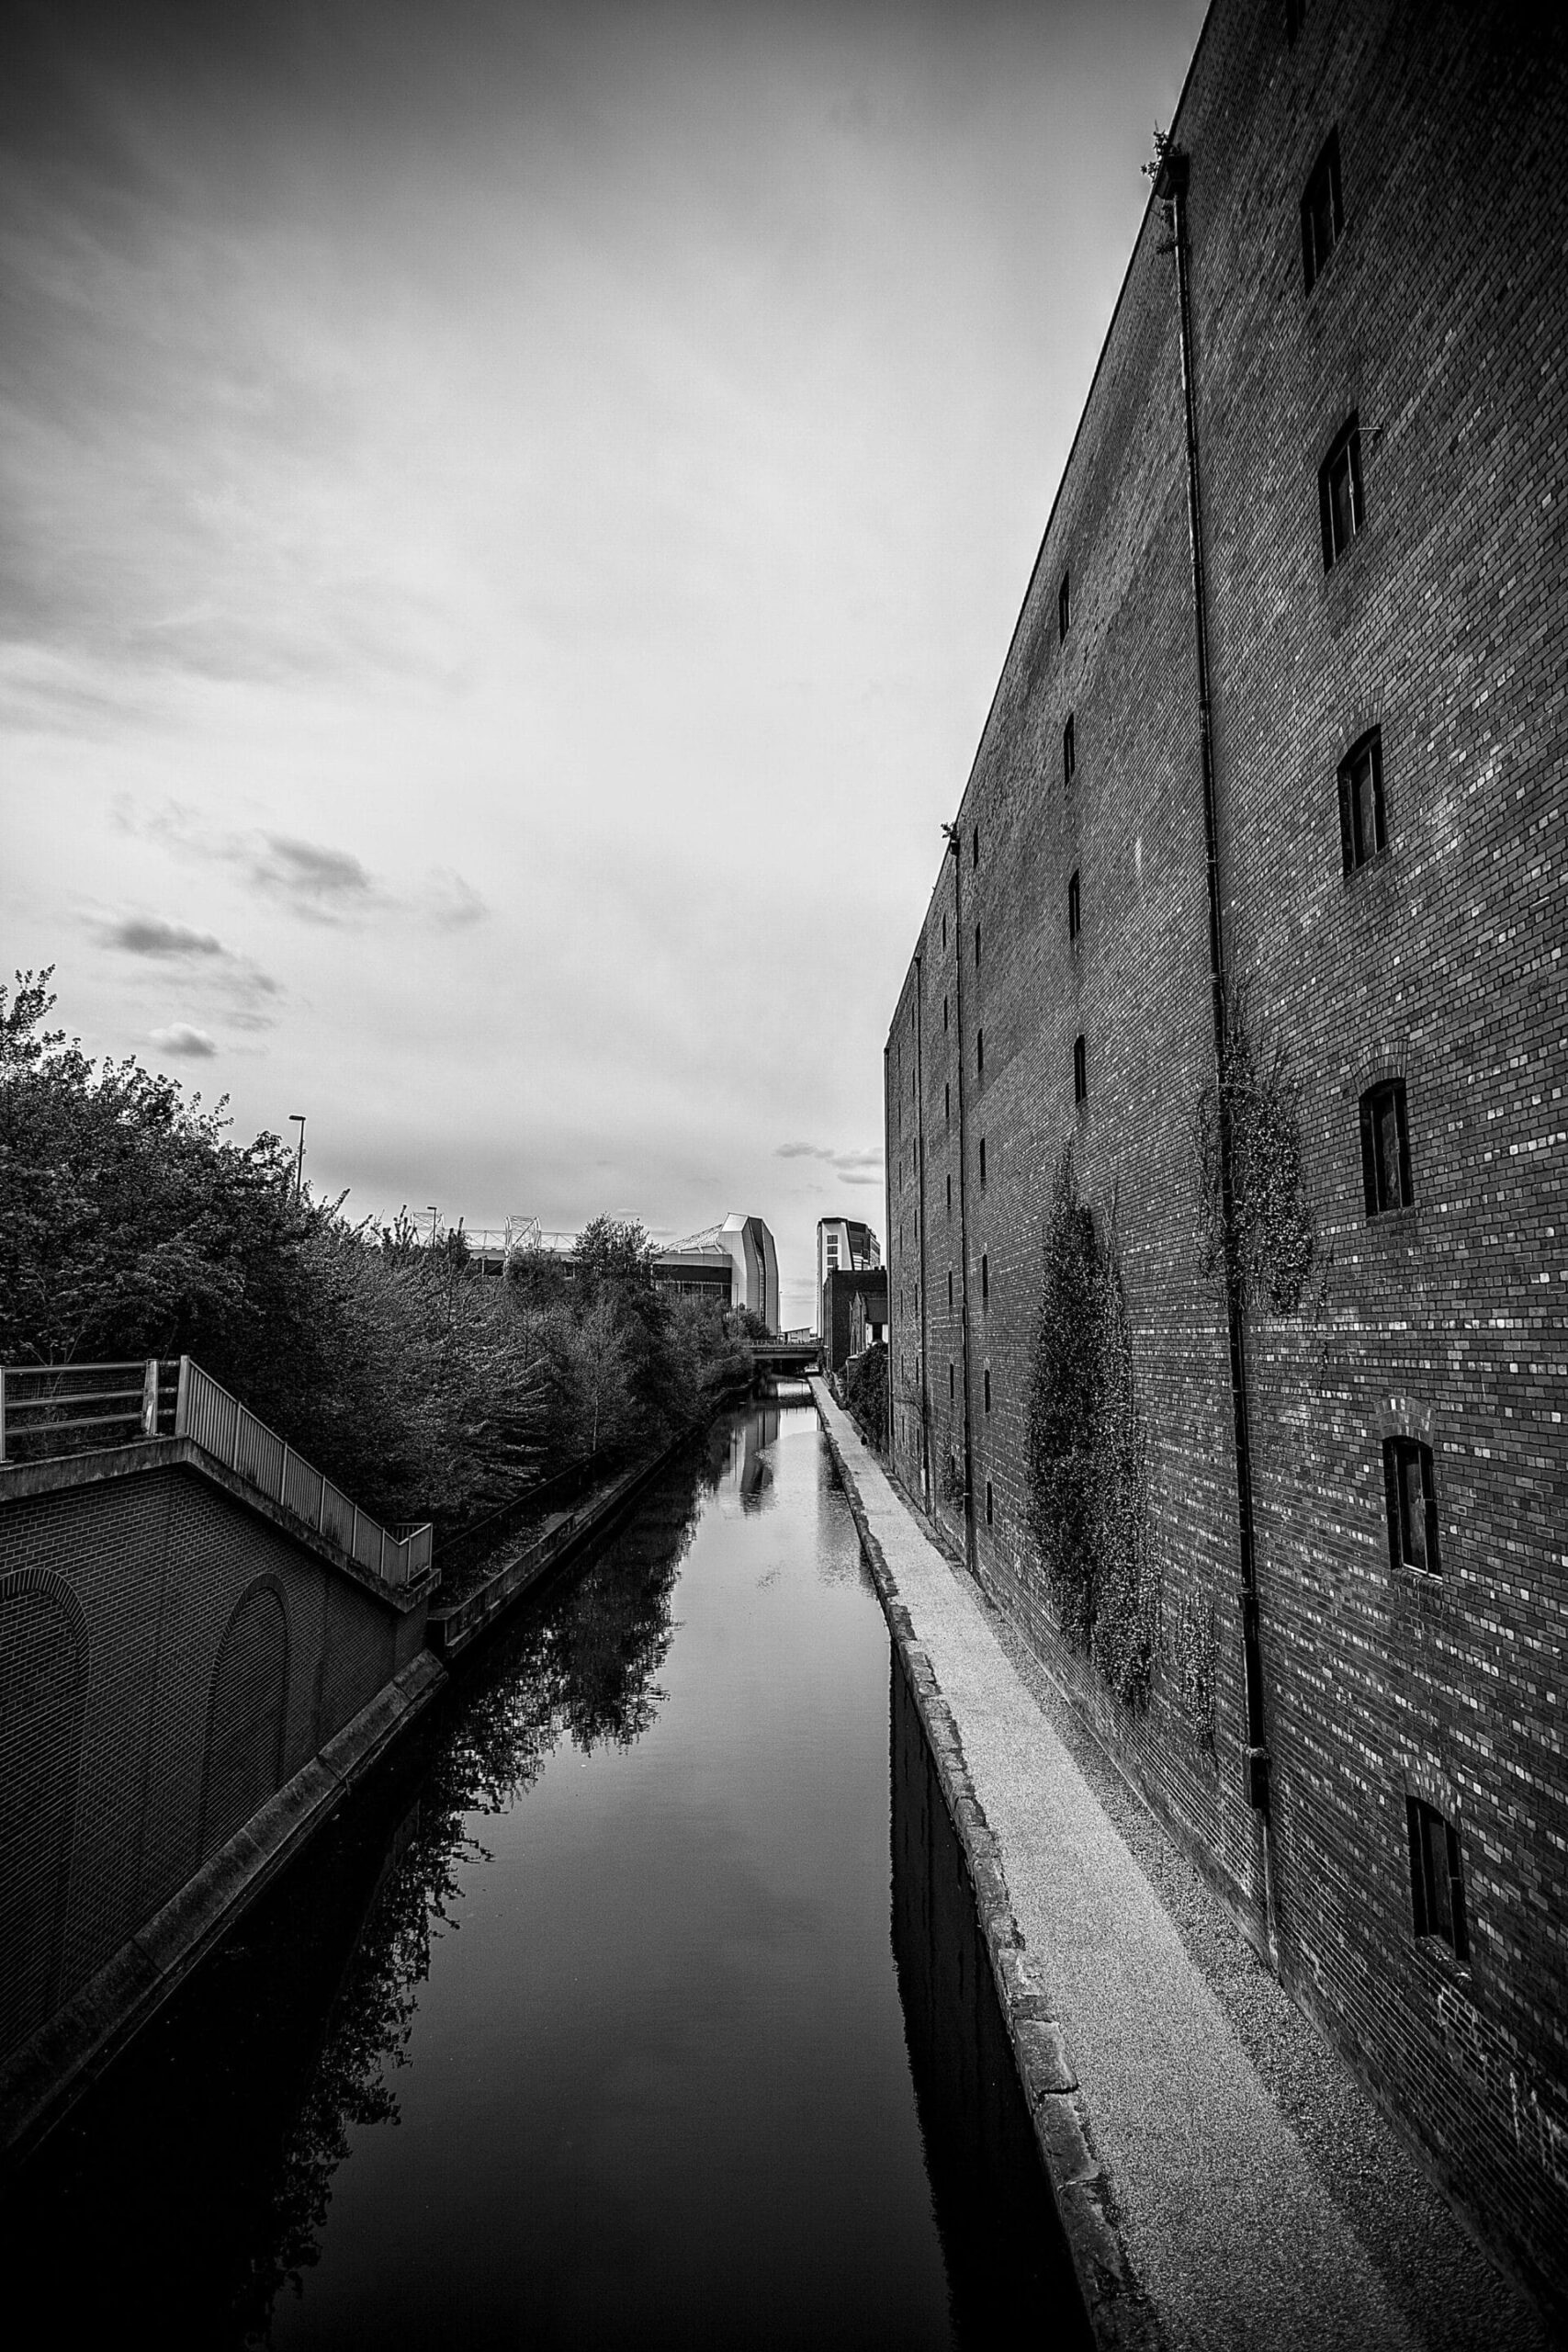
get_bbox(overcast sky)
[2,0,1204,1324]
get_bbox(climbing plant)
[1025,1148,1158,1702]
[1168,1585,1217,1756]
[1195,978,1317,1317]
[1025,1149,1102,1648]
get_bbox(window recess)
[1337,729,1386,872]
[1301,129,1343,295]
[1406,1796,1468,1958]
[1359,1078,1413,1216]
[1318,413,1365,570]
[1384,1435,1439,1577]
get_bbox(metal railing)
[0,1356,433,1593]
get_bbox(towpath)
[811,1378,1549,2352]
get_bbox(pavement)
[811,1379,1551,2352]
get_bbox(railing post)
[175,1356,191,1438]
[141,1358,159,1438]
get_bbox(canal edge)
[812,1382,1163,2352]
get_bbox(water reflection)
[0,1451,714,2345]
[3,1409,1087,2349]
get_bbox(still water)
[3,1403,1085,2348]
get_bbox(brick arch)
[0,1569,88,2063]
[199,1577,289,1864]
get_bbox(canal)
[1,1401,1087,2348]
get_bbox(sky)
[2,0,1205,1327]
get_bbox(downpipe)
[1155,141,1278,1961]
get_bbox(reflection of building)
[817,1219,885,1369]
[652,1215,779,1332]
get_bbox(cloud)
[85,904,282,1029]
[775,1141,885,1177]
[418,868,488,929]
[118,797,484,931]
[96,914,226,958]
[150,1022,217,1057]
[247,833,378,920]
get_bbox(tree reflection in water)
[0,1435,720,2350]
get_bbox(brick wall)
[0,1455,416,2069]
[884,0,1568,2319]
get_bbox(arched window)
[200,1581,289,1861]
[0,1572,87,2060]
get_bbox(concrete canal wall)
[0,1439,442,2161]
[814,1378,1552,2352]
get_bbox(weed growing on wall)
[1169,1585,1218,1756]
[1025,1148,1158,1701]
[1196,978,1317,1317]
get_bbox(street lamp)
[288,1115,307,1200]
[427,1205,439,1249]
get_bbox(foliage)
[1025,1148,1158,1704]
[1169,1585,1218,1756]
[842,1340,888,1452]
[0,970,744,1532]
[1196,978,1317,1317]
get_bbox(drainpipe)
[883,1039,895,1460]
[914,955,932,1510]
[945,827,978,1578]
[1156,143,1276,1943]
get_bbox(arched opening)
[200,1581,289,1862]
[0,1573,87,2062]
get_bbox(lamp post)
[427,1205,439,1250]
[288,1114,307,1200]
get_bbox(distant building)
[653,1215,779,1332]
[821,1266,888,1375]
[817,1218,885,1370]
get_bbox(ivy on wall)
[1168,1586,1217,1757]
[1196,978,1317,1317]
[1025,1148,1158,1705]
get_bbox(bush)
[0,971,745,1532]
[842,1341,888,1452]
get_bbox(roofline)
[886,0,1220,1049]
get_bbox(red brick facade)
[884,0,1568,2320]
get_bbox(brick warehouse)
[883,0,1567,2322]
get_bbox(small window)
[976,1029,985,1081]
[984,1368,991,1412]
[1301,129,1343,295]
[1063,713,1076,787]
[945,1171,952,1214]
[974,922,982,970]
[978,1136,987,1187]
[944,1080,950,1123]
[986,1480,994,1528]
[981,1251,989,1304]
[1067,869,1081,943]
[942,914,948,949]
[972,824,980,870]
[1073,1035,1088,1104]
[1318,413,1364,570]
[1406,1797,1467,1957]
[1359,1079,1413,1215]
[948,1361,954,1399]
[1058,571,1071,642]
[1337,729,1385,872]
[1384,1437,1439,1576]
